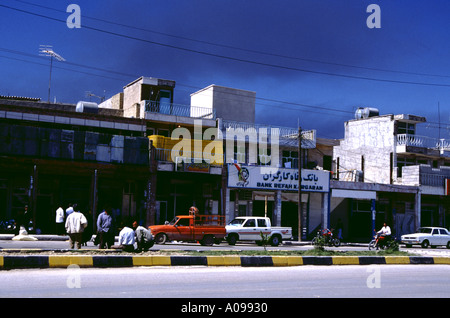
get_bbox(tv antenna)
[85,90,105,102]
[39,45,66,102]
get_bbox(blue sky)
[1,0,450,139]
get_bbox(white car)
[401,227,450,248]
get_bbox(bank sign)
[227,164,330,192]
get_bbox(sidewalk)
[0,233,364,245]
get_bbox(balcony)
[397,134,450,157]
[221,120,316,149]
[143,101,215,120]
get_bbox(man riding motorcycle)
[376,222,392,249]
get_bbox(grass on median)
[182,248,413,257]
[0,247,412,257]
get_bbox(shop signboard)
[227,163,330,192]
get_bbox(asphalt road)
[0,265,449,298]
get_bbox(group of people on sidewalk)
[57,204,153,252]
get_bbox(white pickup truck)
[225,216,293,246]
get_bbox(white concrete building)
[331,109,450,241]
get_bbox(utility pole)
[298,127,303,241]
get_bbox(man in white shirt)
[377,222,392,248]
[377,223,391,237]
[55,206,65,235]
[65,204,88,249]
[113,221,135,252]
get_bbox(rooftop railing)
[221,120,316,148]
[144,101,215,119]
[397,134,450,151]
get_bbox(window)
[418,228,432,234]
[397,122,415,135]
[282,150,298,169]
[176,218,190,227]
[157,129,169,137]
[323,155,332,171]
[397,156,416,177]
[257,219,267,227]
[353,200,372,213]
[244,219,256,227]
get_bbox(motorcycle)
[369,232,396,250]
[312,228,341,247]
[0,219,16,233]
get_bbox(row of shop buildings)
[1,76,449,241]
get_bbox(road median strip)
[0,254,449,269]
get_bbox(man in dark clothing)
[96,208,114,249]
[15,205,30,235]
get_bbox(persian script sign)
[227,164,330,192]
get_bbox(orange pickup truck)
[149,214,226,246]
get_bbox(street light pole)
[298,127,303,241]
[48,55,53,103]
[39,45,65,103]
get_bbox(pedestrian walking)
[55,206,65,235]
[96,208,114,249]
[65,204,88,249]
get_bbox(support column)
[297,127,303,240]
[274,190,282,226]
[90,169,98,230]
[224,188,232,223]
[371,199,376,237]
[415,190,421,230]
[322,192,329,230]
[30,165,38,230]
[145,174,157,226]
[438,198,444,227]
[146,141,157,227]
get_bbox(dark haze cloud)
[1,1,450,139]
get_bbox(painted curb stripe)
[206,256,241,266]
[2,255,49,269]
[240,256,273,267]
[48,255,93,267]
[384,256,410,264]
[92,255,133,267]
[132,256,171,266]
[302,256,333,265]
[332,256,360,265]
[170,256,208,266]
[358,256,386,265]
[0,255,449,269]
[409,256,434,264]
[433,257,450,264]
